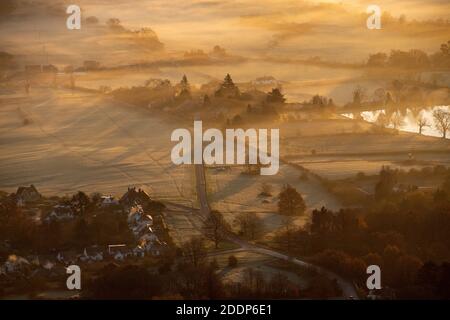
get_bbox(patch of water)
[342,106,450,138]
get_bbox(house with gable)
[44,204,75,222]
[108,244,130,261]
[132,245,146,258]
[56,251,78,265]
[127,204,145,225]
[120,187,151,208]
[139,229,159,243]
[80,246,104,262]
[99,195,119,207]
[15,185,41,204]
[3,255,31,273]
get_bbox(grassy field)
[293,153,450,180]
[205,164,341,241]
[280,118,450,180]
[0,87,196,202]
[207,250,310,289]
[161,205,203,247]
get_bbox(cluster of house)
[44,204,74,222]
[0,244,154,278]
[52,243,159,264]
[126,204,166,258]
[0,253,63,279]
[49,200,167,264]
[1,186,168,274]
[12,184,151,207]
[44,194,119,222]
[41,186,153,222]
[1,230,166,278]
[101,187,168,260]
[0,254,32,274]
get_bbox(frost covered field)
[0,88,195,202]
[280,118,450,180]
[205,164,341,240]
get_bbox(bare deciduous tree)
[182,236,207,267]
[417,115,430,134]
[203,210,229,249]
[433,109,450,139]
[234,212,263,240]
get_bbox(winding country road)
[194,164,359,299]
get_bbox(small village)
[0,185,171,298]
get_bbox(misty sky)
[1,0,449,66]
[77,0,450,56]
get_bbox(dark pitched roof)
[16,185,40,197]
[120,187,151,205]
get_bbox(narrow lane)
[194,164,359,299]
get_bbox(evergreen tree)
[266,88,285,103]
[223,74,235,89]
[180,75,189,90]
[278,184,306,216]
[178,74,191,99]
[215,73,239,98]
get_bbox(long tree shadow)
[207,167,257,202]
